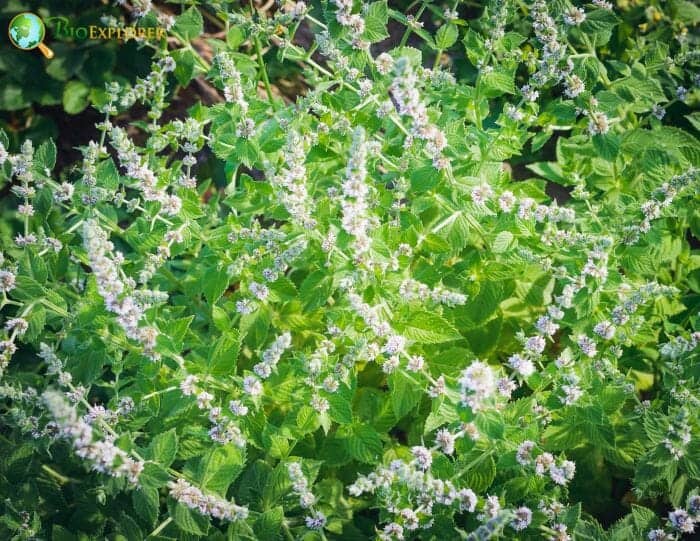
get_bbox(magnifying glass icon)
[8,12,54,59]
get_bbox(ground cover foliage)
[0,0,699,539]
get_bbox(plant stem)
[147,517,173,538]
[254,34,277,110]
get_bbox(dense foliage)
[1,0,699,539]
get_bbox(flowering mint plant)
[0,0,699,539]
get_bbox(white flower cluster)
[109,126,182,217]
[179,374,246,447]
[627,168,699,241]
[516,440,576,486]
[341,128,374,255]
[529,1,567,88]
[331,0,367,49]
[116,57,175,120]
[168,478,249,522]
[347,290,391,337]
[459,361,511,411]
[171,117,205,187]
[389,58,448,169]
[659,332,700,360]
[253,331,292,379]
[0,268,20,374]
[287,461,326,530]
[661,407,692,461]
[43,390,144,484]
[82,220,160,359]
[398,278,467,307]
[267,130,317,229]
[648,495,700,539]
[349,458,479,532]
[216,52,249,114]
[304,337,343,413]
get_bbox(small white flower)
[196,391,214,409]
[411,445,432,470]
[243,375,263,396]
[180,375,198,396]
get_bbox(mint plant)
[0,0,699,539]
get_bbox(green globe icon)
[8,12,53,58]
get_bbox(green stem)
[399,3,427,47]
[147,517,173,539]
[41,464,71,485]
[254,34,277,110]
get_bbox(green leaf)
[671,0,700,24]
[435,24,458,49]
[208,330,240,377]
[479,65,516,97]
[96,158,120,191]
[296,406,320,435]
[424,397,459,434]
[34,139,56,171]
[463,29,486,67]
[147,428,178,467]
[116,513,143,541]
[253,506,284,540]
[362,1,389,42]
[389,371,423,419]
[197,445,245,494]
[62,80,90,114]
[592,133,620,161]
[492,231,515,254]
[202,266,229,305]
[299,270,333,312]
[343,424,383,464]
[457,450,496,492]
[172,48,196,86]
[139,463,170,490]
[631,504,659,532]
[173,6,204,40]
[575,8,619,47]
[133,487,160,527]
[525,161,570,185]
[170,500,210,536]
[327,382,354,425]
[397,311,462,344]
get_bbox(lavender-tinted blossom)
[168,478,249,522]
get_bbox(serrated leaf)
[253,506,284,540]
[147,428,178,467]
[202,266,229,306]
[435,24,458,49]
[197,445,245,495]
[344,424,383,464]
[299,270,333,312]
[492,231,515,254]
[389,371,423,419]
[173,6,203,40]
[34,139,56,171]
[96,158,119,191]
[479,65,515,97]
[133,487,160,527]
[398,311,462,344]
[63,80,90,114]
[208,330,240,377]
[171,500,210,536]
[362,1,389,42]
[457,451,496,492]
[139,463,170,490]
